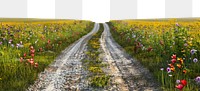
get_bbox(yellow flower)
[181,50,185,52]
[176,64,182,69]
[177,58,184,64]
[171,67,175,72]
[187,41,192,46]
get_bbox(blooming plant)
[0,20,94,90]
[109,19,200,90]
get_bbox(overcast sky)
[0,0,200,22]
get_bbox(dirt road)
[28,23,160,91]
[28,23,99,91]
[100,23,160,91]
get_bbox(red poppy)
[171,54,176,59]
[181,80,187,86]
[24,53,27,57]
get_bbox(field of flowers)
[0,19,94,90]
[109,19,200,91]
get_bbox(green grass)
[108,21,200,91]
[82,24,110,88]
[0,20,94,91]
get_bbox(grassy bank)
[109,19,200,91]
[0,19,94,91]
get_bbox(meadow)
[0,19,94,91]
[109,18,200,91]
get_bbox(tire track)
[101,23,161,91]
[28,23,99,91]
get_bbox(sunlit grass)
[0,19,94,90]
[109,19,200,91]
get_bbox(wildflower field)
[109,19,200,91]
[0,19,93,91]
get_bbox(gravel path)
[28,23,99,91]
[28,23,161,91]
[100,23,161,91]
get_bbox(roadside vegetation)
[109,19,200,91]
[82,24,110,88]
[0,19,94,91]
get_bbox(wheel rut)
[100,23,160,91]
[28,23,100,91]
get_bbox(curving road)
[28,23,160,91]
[28,23,99,91]
[100,23,160,91]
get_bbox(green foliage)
[0,20,94,90]
[82,24,110,88]
[109,21,200,90]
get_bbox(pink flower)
[20,57,23,63]
[171,59,176,64]
[176,84,184,91]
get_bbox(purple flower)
[0,41,2,45]
[195,76,200,84]
[193,58,198,63]
[16,43,20,46]
[167,67,171,73]
[20,41,23,44]
[11,44,14,47]
[8,39,12,44]
[176,80,180,84]
[191,49,197,55]
[176,23,180,27]
[184,43,188,47]
[9,39,12,42]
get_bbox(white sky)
[193,0,200,17]
[137,0,165,19]
[28,0,55,19]
[82,0,110,23]
[1,0,199,22]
